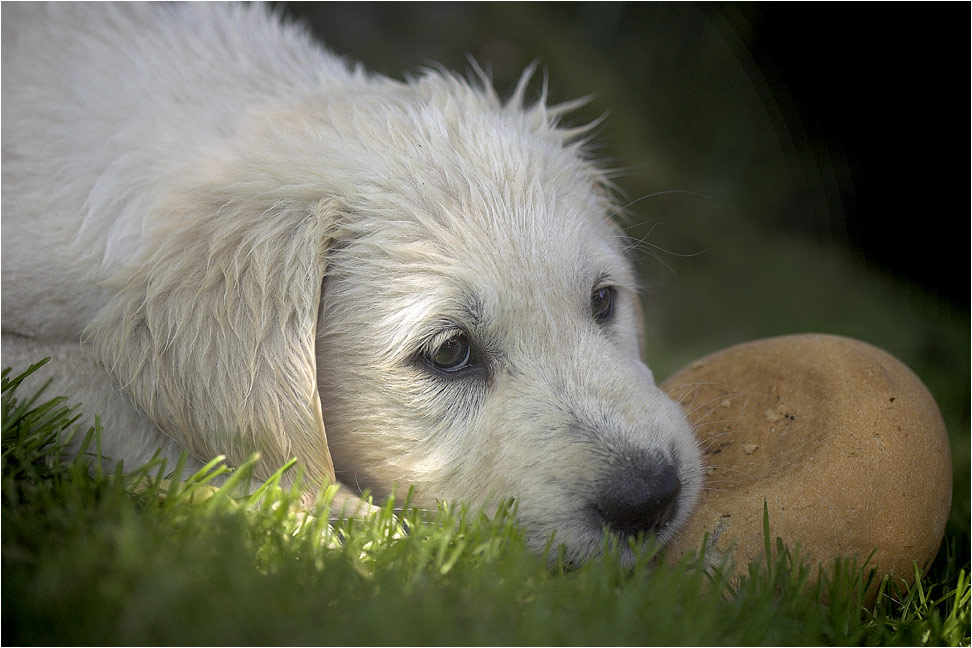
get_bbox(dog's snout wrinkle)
[596,460,682,537]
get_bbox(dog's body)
[2,3,702,562]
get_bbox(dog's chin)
[536,527,668,570]
[521,501,694,569]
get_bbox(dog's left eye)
[429,333,473,372]
[591,286,615,324]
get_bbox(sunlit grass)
[3,361,969,645]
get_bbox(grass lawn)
[2,359,969,646]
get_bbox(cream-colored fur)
[1,3,702,562]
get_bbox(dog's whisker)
[695,426,740,443]
[664,380,711,408]
[683,392,747,424]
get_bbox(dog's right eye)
[429,333,473,372]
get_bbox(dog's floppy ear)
[85,191,345,486]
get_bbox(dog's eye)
[591,286,615,324]
[429,333,473,372]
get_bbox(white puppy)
[1,3,702,562]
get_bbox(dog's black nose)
[596,460,682,537]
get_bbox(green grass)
[3,361,969,646]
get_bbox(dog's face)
[314,74,702,562]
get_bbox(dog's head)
[89,66,702,563]
[312,70,703,561]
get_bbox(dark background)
[280,3,969,460]
[734,4,968,303]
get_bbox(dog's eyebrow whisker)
[607,192,713,271]
[615,225,708,271]
[608,188,713,222]
[621,232,709,261]
[624,220,667,252]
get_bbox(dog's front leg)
[2,333,199,474]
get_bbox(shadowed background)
[281,1,968,539]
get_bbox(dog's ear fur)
[85,190,345,486]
